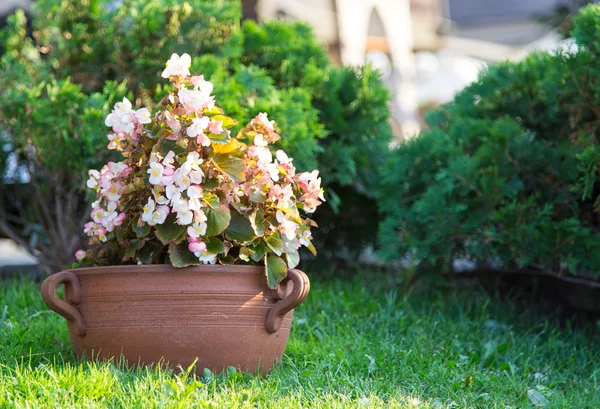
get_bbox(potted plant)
[41,53,324,373]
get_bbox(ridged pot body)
[41,265,309,373]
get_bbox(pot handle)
[41,271,87,337]
[265,269,310,334]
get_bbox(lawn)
[1,273,599,408]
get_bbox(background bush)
[377,4,600,280]
[0,0,392,271]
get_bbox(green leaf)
[250,208,266,237]
[205,205,231,237]
[212,139,244,155]
[239,247,253,262]
[132,215,150,238]
[168,242,200,268]
[286,251,300,269]
[249,189,266,203]
[124,239,145,258]
[249,240,267,262]
[137,241,163,264]
[160,139,187,158]
[213,154,246,182]
[266,255,288,289]
[155,214,186,245]
[218,255,235,264]
[225,210,255,244]
[203,193,220,209]
[306,240,317,256]
[205,237,224,254]
[209,114,238,128]
[264,231,283,256]
[207,131,231,144]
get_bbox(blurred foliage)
[0,0,392,270]
[535,0,594,37]
[377,4,600,280]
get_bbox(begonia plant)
[76,53,324,288]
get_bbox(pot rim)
[65,264,265,276]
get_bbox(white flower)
[187,222,207,238]
[177,210,194,225]
[254,133,268,147]
[190,75,214,94]
[257,147,273,164]
[299,229,312,247]
[114,97,132,117]
[108,161,129,176]
[277,210,298,240]
[161,53,191,78]
[105,98,135,134]
[195,209,207,223]
[148,162,164,185]
[179,88,212,112]
[194,251,217,264]
[163,151,176,168]
[188,198,202,211]
[186,116,210,138]
[86,170,100,189]
[174,168,192,190]
[141,198,156,222]
[135,108,152,124]
[190,169,204,184]
[103,182,123,202]
[172,198,189,214]
[150,206,170,226]
[141,198,169,226]
[186,151,203,170]
[187,185,202,199]
[166,184,180,202]
[153,189,170,205]
[263,163,279,182]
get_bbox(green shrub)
[378,3,600,279]
[0,0,392,271]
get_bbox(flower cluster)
[78,53,323,288]
[84,162,129,242]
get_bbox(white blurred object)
[415,51,485,105]
[0,239,37,266]
[365,50,392,80]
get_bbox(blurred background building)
[243,0,590,138]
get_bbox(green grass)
[1,274,599,408]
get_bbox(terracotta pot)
[40,264,309,373]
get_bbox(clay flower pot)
[41,265,309,373]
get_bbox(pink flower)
[75,250,86,262]
[208,120,223,134]
[188,240,207,253]
[161,166,175,185]
[113,213,126,227]
[251,112,275,132]
[93,227,107,242]
[91,207,105,223]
